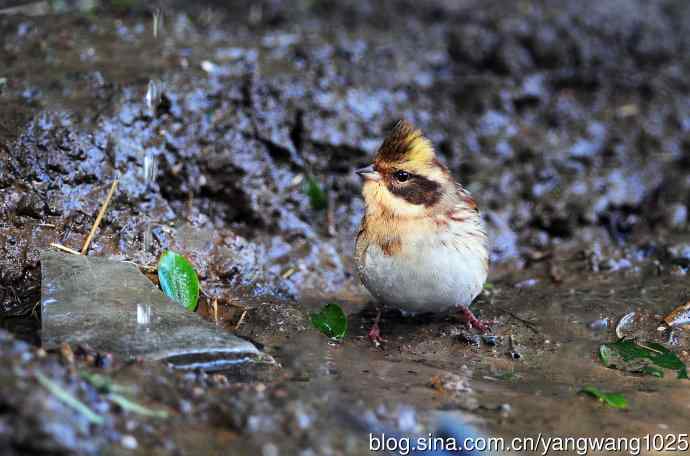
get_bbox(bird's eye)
[393,170,410,182]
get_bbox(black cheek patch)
[387,175,442,207]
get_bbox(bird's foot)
[367,323,385,347]
[367,310,386,347]
[458,307,495,333]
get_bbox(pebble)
[482,335,499,346]
[179,399,193,414]
[588,318,609,331]
[666,204,687,229]
[121,435,138,450]
[514,278,539,288]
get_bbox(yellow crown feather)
[374,120,436,166]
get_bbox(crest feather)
[375,120,435,165]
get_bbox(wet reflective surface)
[41,250,266,369]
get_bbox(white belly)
[358,234,487,314]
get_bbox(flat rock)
[41,250,268,370]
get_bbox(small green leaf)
[310,303,347,340]
[80,371,132,394]
[599,339,688,379]
[109,393,168,419]
[158,250,200,311]
[304,175,328,211]
[598,344,611,365]
[36,372,104,425]
[580,386,628,409]
[79,372,167,418]
[80,371,114,393]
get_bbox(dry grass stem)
[50,243,81,255]
[81,179,118,254]
[235,310,247,330]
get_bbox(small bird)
[354,120,490,344]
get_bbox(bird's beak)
[355,164,381,181]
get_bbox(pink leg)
[367,309,385,346]
[458,307,494,333]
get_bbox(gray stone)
[41,250,269,370]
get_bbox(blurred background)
[2,0,689,307]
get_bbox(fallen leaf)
[310,303,347,340]
[580,386,628,409]
[599,339,688,379]
[157,250,200,311]
[36,372,103,425]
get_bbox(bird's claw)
[459,307,495,334]
[367,323,386,347]
[367,310,386,347]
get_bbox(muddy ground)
[1,0,689,454]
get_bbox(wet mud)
[1,0,689,454]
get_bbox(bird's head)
[356,120,452,218]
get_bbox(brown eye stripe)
[386,174,442,207]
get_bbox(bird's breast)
[356,228,487,314]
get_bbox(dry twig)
[50,243,81,255]
[235,310,247,330]
[81,179,118,254]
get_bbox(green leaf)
[580,386,628,409]
[158,250,200,311]
[80,371,114,393]
[79,372,167,418]
[310,303,347,340]
[109,393,169,419]
[598,344,611,365]
[599,339,688,379]
[304,175,328,211]
[80,371,132,394]
[36,372,104,425]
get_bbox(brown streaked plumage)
[374,120,433,164]
[355,120,490,345]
